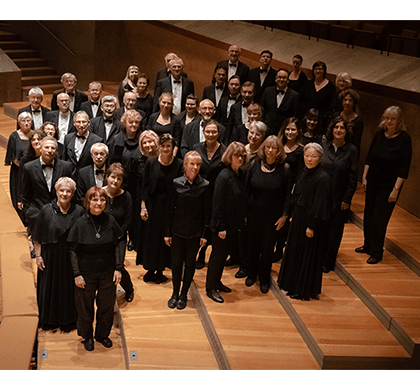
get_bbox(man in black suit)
[44,93,75,146]
[154,52,188,92]
[247,50,277,103]
[76,143,109,204]
[16,87,50,130]
[217,44,250,84]
[21,136,73,232]
[215,75,242,127]
[91,95,122,145]
[50,73,88,112]
[79,81,103,119]
[260,68,300,136]
[180,99,225,157]
[153,57,195,115]
[202,65,229,108]
[115,91,147,126]
[62,111,104,180]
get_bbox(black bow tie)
[173,80,181,84]
[104,119,113,123]
[229,96,237,101]
[76,134,86,140]
[260,68,268,73]
[42,163,53,169]
[95,169,105,175]
[229,63,237,68]
[32,109,41,113]
[91,101,99,106]
[67,92,75,97]
[242,102,250,108]
[215,85,223,90]
[277,90,285,95]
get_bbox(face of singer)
[203,123,219,145]
[285,122,298,143]
[43,123,56,138]
[88,83,102,101]
[184,156,201,181]
[29,93,43,110]
[31,133,42,151]
[214,68,227,86]
[275,70,289,90]
[62,76,76,92]
[124,93,137,109]
[101,101,116,120]
[57,95,70,113]
[74,115,90,136]
[228,78,241,96]
[228,45,241,64]
[141,136,157,156]
[89,195,106,216]
[107,171,123,191]
[40,139,57,164]
[304,147,321,169]
[57,184,74,205]
[91,147,108,168]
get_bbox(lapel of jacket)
[34,158,49,191]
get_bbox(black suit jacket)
[16,105,50,130]
[21,158,73,227]
[154,69,188,94]
[153,76,195,113]
[247,67,277,103]
[62,132,104,179]
[79,100,103,119]
[91,116,123,145]
[260,86,300,136]
[202,84,229,108]
[76,164,107,204]
[225,101,249,145]
[50,88,88,112]
[44,110,75,135]
[215,95,242,126]
[217,60,250,84]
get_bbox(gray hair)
[304,142,324,160]
[28,87,44,96]
[249,120,267,135]
[18,111,33,123]
[101,95,117,105]
[55,176,76,193]
[41,136,58,149]
[61,72,76,82]
[74,110,90,122]
[89,81,102,89]
[90,142,109,155]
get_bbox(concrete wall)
[0,49,21,106]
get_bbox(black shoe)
[289,294,303,300]
[167,294,179,309]
[125,290,134,302]
[367,256,381,264]
[245,277,254,287]
[235,269,248,278]
[95,337,113,348]
[127,240,134,251]
[154,271,168,284]
[206,289,224,303]
[143,271,156,282]
[217,282,232,293]
[322,266,330,273]
[355,246,368,254]
[225,257,239,266]
[176,295,187,310]
[83,337,94,351]
[260,283,269,294]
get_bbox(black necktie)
[173,80,181,84]
[95,169,105,175]
[42,163,53,169]
[91,101,99,106]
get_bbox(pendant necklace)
[90,214,103,239]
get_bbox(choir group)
[4,45,412,351]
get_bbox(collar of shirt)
[40,157,54,168]
[171,75,182,85]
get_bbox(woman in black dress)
[301,108,323,145]
[355,106,412,264]
[321,118,358,272]
[193,121,226,269]
[205,142,247,303]
[246,136,291,293]
[133,72,153,121]
[33,177,84,331]
[68,186,123,351]
[5,112,32,220]
[334,72,352,113]
[299,61,337,133]
[141,134,183,284]
[103,163,134,302]
[147,92,182,156]
[118,65,139,107]
[277,142,331,300]
[288,54,307,94]
[165,151,210,309]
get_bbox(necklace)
[262,160,276,171]
[90,214,103,239]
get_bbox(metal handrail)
[36,21,77,57]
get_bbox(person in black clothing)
[165,151,211,310]
[245,136,291,293]
[103,163,134,302]
[33,177,84,331]
[206,142,247,303]
[118,65,139,107]
[133,72,153,120]
[301,108,323,145]
[355,106,412,264]
[277,142,331,301]
[68,186,123,351]
[321,118,358,272]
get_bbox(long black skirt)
[277,204,328,300]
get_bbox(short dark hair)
[84,186,108,212]
[137,72,150,86]
[325,116,353,142]
[312,61,327,78]
[260,50,273,58]
[293,54,303,62]
[339,88,360,110]
[106,162,125,180]
[159,133,176,148]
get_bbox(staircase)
[0,21,61,100]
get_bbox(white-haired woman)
[355,106,412,264]
[33,177,84,331]
[278,142,331,301]
[5,111,33,221]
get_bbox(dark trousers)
[75,268,115,340]
[119,240,133,294]
[171,235,201,297]
[323,206,349,271]
[363,183,396,260]
[206,231,232,291]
